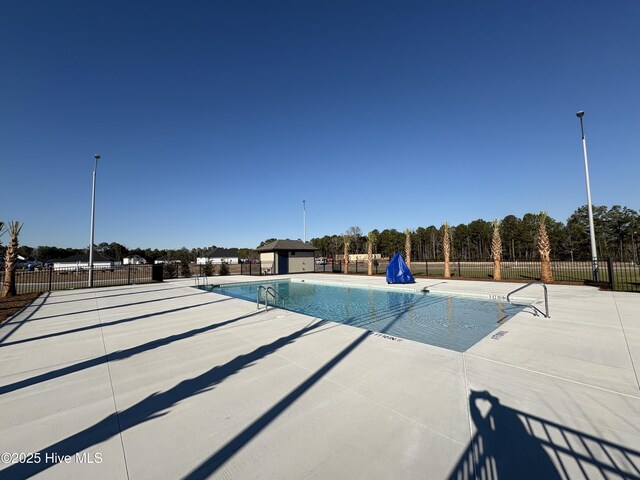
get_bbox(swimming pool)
[200,280,522,352]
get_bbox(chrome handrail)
[506,281,550,318]
[256,285,285,311]
[257,285,267,310]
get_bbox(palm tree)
[538,212,554,283]
[0,221,4,280]
[443,222,451,278]
[367,231,377,276]
[404,228,412,269]
[492,219,502,281]
[2,221,23,297]
[343,235,351,274]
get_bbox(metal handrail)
[506,281,550,318]
[257,285,267,309]
[194,275,208,287]
[256,285,285,311]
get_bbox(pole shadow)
[20,290,207,324]
[0,297,233,348]
[0,308,265,395]
[184,299,410,478]
[0,319,328,478]
[42,285,189,305]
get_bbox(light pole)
[303,200,306,243]
[576,111,599,281]
[88,154,100,287]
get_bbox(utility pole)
[576,111,599,281]
[88,154,100,287]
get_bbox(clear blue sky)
[2,1,639,250]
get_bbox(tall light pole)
[576,111,599,281]
[88,154,100,287]
[303,200,306,243]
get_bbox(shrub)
[219,262,230,276]
[180,261,191,278]
[163,262,177,279]
[202,261,213,276]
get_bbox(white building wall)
[259,252,275,274]
[197,257,239,265]
[288,251,314,273]
[53,261,121,271]
[123,256,147,265]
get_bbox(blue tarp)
[386,252,415,284]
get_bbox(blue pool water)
[201,280,522,352]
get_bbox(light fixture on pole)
[88,154,100,287]
[303,200,306,243]
[576,111,599,281]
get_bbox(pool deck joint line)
[94,291,132,480]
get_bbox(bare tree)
[367,230,378,276]
[330,236,342,258]
[345,226,363,253]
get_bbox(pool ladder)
[194,275,209,287]
[506,281,550,318]
[257,285,285,311]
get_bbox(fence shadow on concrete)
[448,390,640,479]
[184,301,411,478]
[0,318,330,478]
[0,296,233,348]
[0,308,265,395]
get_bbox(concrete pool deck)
[0,274,638,479]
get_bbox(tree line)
[2,243,258,265]
[310,205,640,262]
[3,204,638,266]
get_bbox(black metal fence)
[314,258,640,292]
[8,258,635,294]
[161,262,265,279]
[0,264,159,295]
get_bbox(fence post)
[48,267,53,292]
[607,257,615,290]
[458,258,462,277]
[425,260,428,277]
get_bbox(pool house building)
[256,239,317,274]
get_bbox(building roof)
[55,252,117,263]
[202,248,239,258]
[256,239,318,252]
